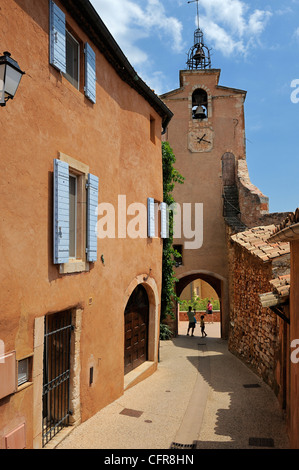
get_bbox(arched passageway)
[175,270,228,339]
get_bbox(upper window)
[150,116,156,144]
[192,89,208,120]
[148,199,167,239]
[64,30,80,90]
[49,0,96,103]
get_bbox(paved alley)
[56,321,289,450]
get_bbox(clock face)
[188,128,213,153]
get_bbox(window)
[49,1,96,103]
[64,30,80,89]
[150,116,156,144]
[17,357,32,387]
[69,174,77,258]
[53,154,99,273]
[147,199,167,239]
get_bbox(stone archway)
[176,270,229,339]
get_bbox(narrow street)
[56,321,289,450]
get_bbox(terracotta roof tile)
[231,224,290,261]
[259,274,291,308]
[270,274,291,298]
[272,208,299,235]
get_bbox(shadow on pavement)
[171,322,289,449]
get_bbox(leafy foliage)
[159,323,174,341]
[179,296,220,311]
[161,141,184,321]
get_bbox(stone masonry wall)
[228,244,280,390]
[237,160,269,228]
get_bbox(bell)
[193,47,205,62]
[194,105,206,119]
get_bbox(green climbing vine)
[161,141,184,321]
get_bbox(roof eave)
[269,223,299,243]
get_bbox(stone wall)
[228,243,280,390]
[237,160,269,228]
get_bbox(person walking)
[187,306,196,336]
[207,300,213,323]
[200,315,207,337]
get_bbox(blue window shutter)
[84,43,96,103]
[148,198,155,238]
[53,159,69,264]
[86,173,99,262]
[161,202,168,239]
[49,0,66,73]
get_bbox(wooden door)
[124,286,149,375]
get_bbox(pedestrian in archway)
[207,300,213,323]
[200,315,207,337]
[187,306,196,336]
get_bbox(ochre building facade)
[161,68,268,338]
[0,0,172,449]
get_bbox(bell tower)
[160,3,269,338]
[186,0,211,71]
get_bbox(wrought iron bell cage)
[186,28,211,70]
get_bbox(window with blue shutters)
[147,199,168,239]
[53,157,99,271]
[49,2,97,103]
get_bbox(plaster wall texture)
[0,0,165,448]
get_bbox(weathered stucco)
[0,0,167,448]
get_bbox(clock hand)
[197,134,206,143]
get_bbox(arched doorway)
[124,285,149,375]
[175,270,229,339]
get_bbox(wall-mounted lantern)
[0,52,25,107]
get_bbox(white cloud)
[88,0,273,93]
[248,10,272,36]
[199,0,248,37]
[201,19,246,57]
[197,0,272,57]
[90,0,184,66]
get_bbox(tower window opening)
[192,89,208,120]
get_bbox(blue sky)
[90,0,299,213]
